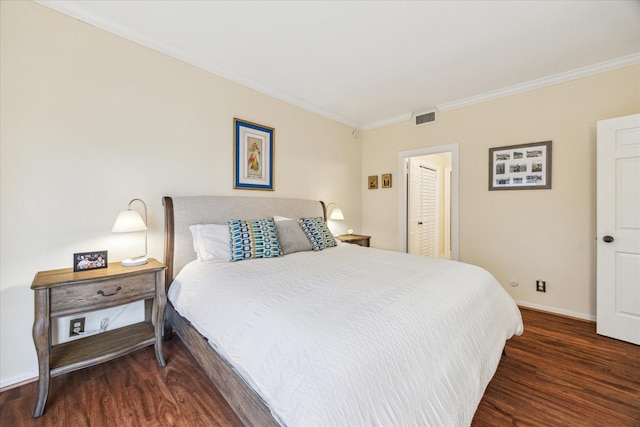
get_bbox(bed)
[162,195,523,427]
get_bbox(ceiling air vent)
[415,111,436,126]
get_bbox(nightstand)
[30,258,167,418]
[336,234,371,247]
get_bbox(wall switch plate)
[536,280,546,293]
[69,317,85,336]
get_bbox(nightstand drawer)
[50,272,156,316]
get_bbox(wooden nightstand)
[30,258,167,418]
[336,234,371,247]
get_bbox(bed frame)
[162,195,326,426]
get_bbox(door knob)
[603,235,614,243]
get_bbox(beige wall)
[362,65,640,319]
[0,2,361,387]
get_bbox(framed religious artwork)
[368,175,378,189]
[381,173,392,188]
[234,118,275,190]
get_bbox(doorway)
[398,144,459,260]
[407,154,451,258]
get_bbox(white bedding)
[169,243,523,427]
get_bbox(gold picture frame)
[382,173,392,188]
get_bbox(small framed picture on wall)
[368,175,378,189]
[381,173,392,188]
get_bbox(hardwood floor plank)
[161,360,243,426]
[1,308,638,426]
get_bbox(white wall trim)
[437,53,640,112]
[0,371,37,392]
[398,143,459,260]
[516,300,596,322]
[365,54,640,128]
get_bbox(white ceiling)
[39,1,640,130]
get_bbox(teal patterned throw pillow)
[298,217,337,251]
[228,218,282,261]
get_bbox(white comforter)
[169,244,523,427]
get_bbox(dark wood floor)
[472,308,639,426]
[1,308,638,426]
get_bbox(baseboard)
[516,300,596,322]
[0,372,38,393]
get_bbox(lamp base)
[121,257,148,267]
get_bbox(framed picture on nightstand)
[73,251,108,272]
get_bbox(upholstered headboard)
[162,195,326,287]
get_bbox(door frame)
[398,143,459,260]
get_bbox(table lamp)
[112,198,148,266]
[327,203,345,221]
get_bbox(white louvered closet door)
[418,165,438,256]
[408,159,439,257]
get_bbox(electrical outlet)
[69,317,85,336]
[536,280,546,293]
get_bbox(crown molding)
[356,54,640,129]
[436,53,640,112]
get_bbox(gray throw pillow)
[275,220,313,254]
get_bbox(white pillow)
[189,224,230,262]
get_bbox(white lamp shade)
[329,208,344,220]
[112,210,147,233]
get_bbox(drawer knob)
[97,286,122,297]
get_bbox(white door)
[596,114,640,345]
[408,158,439,256]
